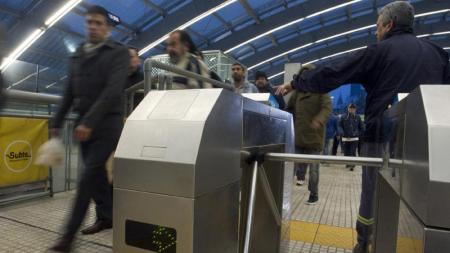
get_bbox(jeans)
[356,142,384,247]
[295,147,321,197]
[323,138,333,155]
[332,136,340,155]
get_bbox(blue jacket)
[339,113,364,139]
[325,114,338,139]
[292,27,450,142]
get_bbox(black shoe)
[49,239,72,252]
[81,220,112,235]
[306,195,319,205]
[353,243,368,253]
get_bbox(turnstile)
[113,88,294,253]
[373,85,450,253]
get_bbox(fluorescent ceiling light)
[252,10,450,71]
[249,43,313,70]
[414,9,450,18]
[268,71,284,80]
[225,0,361,54]
[268,30,450,81]
[45,0,82,28]
[268,46,367,80]
[0,29,45,71]
[1,0,81,72]
[418,31,450,38]
[139,0,237,56]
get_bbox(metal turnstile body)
[113,89,294,253]
[375,85,450,253]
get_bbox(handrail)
[4,89,62,105]
[265,153,385,167]
[144,59,234,92]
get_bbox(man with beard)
[166,30,212,89]
[231,62,258,94]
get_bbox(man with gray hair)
[277,1,449,252]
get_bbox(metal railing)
[3,89,62,105]
[144,59,234,93]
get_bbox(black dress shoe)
[81,220,112,235]
[49,239,72,252]
[353,243,368,253]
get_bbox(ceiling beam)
[239,0,261,24]
[0,4,22,17]
[140,0,166,17]
[129,0,225,53]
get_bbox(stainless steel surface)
[381,85,450,229]
[240,96,294,253]
[243,161,258,253]
[259,165,282,227]
[4,89,61,104]
[374,85,450,253]
[114,88,243,253]
[115,89,242,198]
[144,59,234,90]
[265,153,384,167]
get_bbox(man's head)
[129,47,141,73]
[167,30,197,64]
[254,71,269,89]
[348,103,357,115]
[376,1,415,42]
[85,5,112,43]
[231,63,246,83]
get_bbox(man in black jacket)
[254,71,285,109]
[50,5,129,252]
[339,103,364,171]
[276,2,449,252]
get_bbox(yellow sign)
[0,117,49,187]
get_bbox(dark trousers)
[295,147,320,197]
[342,140,358,168]
[332,136,340,155]
[356,142,384,247]
[63,128,120,241]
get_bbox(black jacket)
[51,39,129,131]
[339,113,364,139]
[293,27,450,142]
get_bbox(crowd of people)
[0,1,448,253]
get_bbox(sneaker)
[296,180,305,186]
[306,195,318,205]
[353,243,368,253]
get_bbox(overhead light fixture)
[139,0,237,56]
[268,46,367,80]
[268,29,450,81]
[414,9,450,18]
[45,0,82,28]
[225,0,361,54]
[417,31,450,38]
[249,43,313,70]
[1,0,82,72]
[0,29,45,71]
[252,10,450,71]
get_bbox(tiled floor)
[0,164,361,253]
